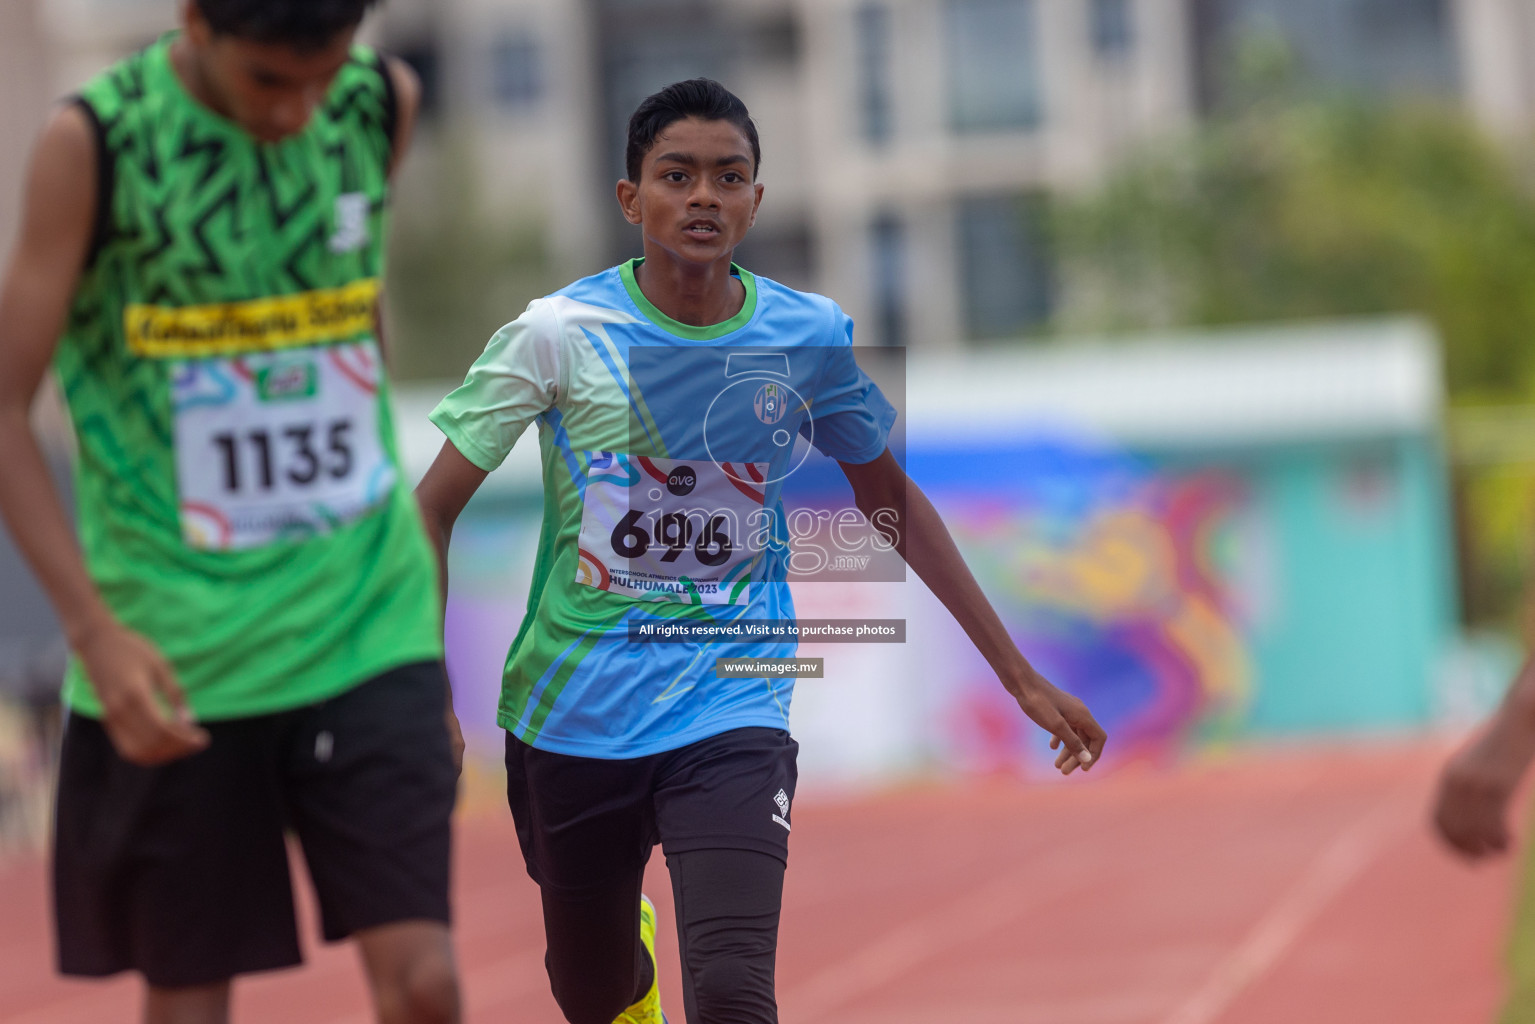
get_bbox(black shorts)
[504,726,798,893]
[53,660,457,988]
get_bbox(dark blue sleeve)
[802,312,898,464]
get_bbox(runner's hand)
[1008,670,1106,775]
[76,620,209,765]
[1433,733,1524,859]
[445,707,465,777]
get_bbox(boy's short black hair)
[194,0,379,50]
[625,78,761,183]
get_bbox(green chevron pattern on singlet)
[56,33,442,720]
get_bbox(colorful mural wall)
[912,439,1257,774]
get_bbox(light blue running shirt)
[431,259,896,757]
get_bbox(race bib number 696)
[575,453,767,605]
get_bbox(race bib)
[575,453,768,605]
[171,341,395,550]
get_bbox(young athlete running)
[0,3,461,1022]
[415,79,1107,1024]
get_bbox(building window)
[745,14,801,65]
[956,194,1053,339]
[490,33,543,110]
[855,3,894,145]
[1091,0,1133,58]
[1197,0,1457,104]
[870,212,906,347]
[944,0,1042,133]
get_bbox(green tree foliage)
[1056,102,1535,401]
[1054,95,1535,625]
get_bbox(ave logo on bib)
[575,454,767,605]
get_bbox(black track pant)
[505,728,797,1024]
[540,848,783,1024]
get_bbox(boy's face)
[183,3,356,143]
[617,117,764,265]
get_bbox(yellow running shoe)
[615,894,667,1024]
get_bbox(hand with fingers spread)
[1008,668,1106,777]
[76,618,210,766]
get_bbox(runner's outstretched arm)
[414,440,490,771]
[840,447,1107,775]
[1433,655,1535,858]
[0,105,207,765]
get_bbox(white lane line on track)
[1158,787,1410,1024]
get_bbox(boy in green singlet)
[0,2,461,1021]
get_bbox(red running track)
[0,739,1516,1023]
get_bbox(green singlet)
[56,34,441,720]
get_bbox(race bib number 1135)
[171,341,395,550]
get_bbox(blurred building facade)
[8,0,1535,358]
[375,0,1198,351]
[364,0,1535,352]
